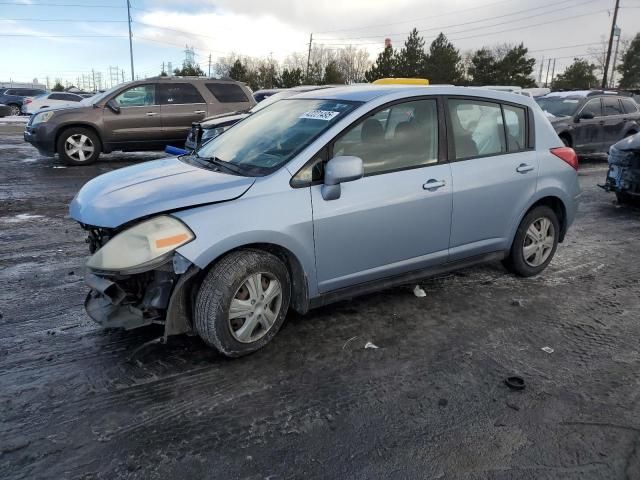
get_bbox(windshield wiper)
[199,156,248,175]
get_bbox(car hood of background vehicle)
[69,157,255,228]
[201,112,249,129]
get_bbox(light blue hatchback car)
[70,85,581,357]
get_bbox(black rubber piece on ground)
[504,376,526,390]
[194,249,291,357]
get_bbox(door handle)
[516,163,534,173]
[194,110,206,114]
[146,112,158,116]
[423,179,446,190]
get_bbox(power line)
[0,1,124,7]
[0,18,127,22]
[0,34,127,37]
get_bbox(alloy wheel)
[9,105,20,116]
[228,272,283,343]
[64,134,95,162]
[522,216,555,267]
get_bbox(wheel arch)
[54,123,103,154]
[523,195,568,242]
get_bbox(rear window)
[205,83,249,103]
[621,98,638,114]
[448,99,506,159]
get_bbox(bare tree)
[336,46,371,83]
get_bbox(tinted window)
[621,98,638,114]
[48,93,65,100]
[333,99,439,175]
[448,99,505,159]
[159,83,204,104]
[64,94,82,102]
[581,98,602,117]
[503,104,527,151]
[206,83,249,103]
[114,84,156,107]
[603,97,624,116]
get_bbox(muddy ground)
[1,125,639,480]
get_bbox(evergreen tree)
[424,33,463,84]
[394,28,428,78]
[364,44,396,82]
[553,58,598,90]
[173,62,204,76]
[51,81,65,92]
[618,33,640,88]
[306,61,323,85]
[280,68,304,88]
[323,60,345,84]
[228,59,247,82]
[468,48,498,85]
[495,43,536,87]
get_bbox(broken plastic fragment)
[413,285,426,297]
[364,341,379,349]
[541,346,554,354]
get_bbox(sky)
[2,0,640,88]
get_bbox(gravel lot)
[1,126,639,479]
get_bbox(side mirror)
[576,111,594,122]
[106,99,121,114]
[321,155,364,201]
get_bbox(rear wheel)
[194,250,291,357]
[57,127,101,165]
[503,206,560,277]
[9,104,20,116]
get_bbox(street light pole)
[127,0,135,81]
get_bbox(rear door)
[159,82,208,144]
[602,97,627,148]
[446,97,538,260]
[102,83,162,147]
[204,82,252,116]
[573,98,604,153]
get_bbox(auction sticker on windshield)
[300,110,341,121]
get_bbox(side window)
[64,94,82,102]
[205,83,249,103]
[448,99,505,159]
[332,99,439,175]
[581,98,602,118]
[621,98,638,114]
[603,97,624,116]
[290,147,329,187]
[159,83,205,105]
[114,85,156,107]
[48,93,64,101]
[502,104,527,152]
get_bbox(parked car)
[24,77,255,165]
[253,88,283,102]
[0,87,47,116]
[70,85,580,357]
[185,85,333,151]
[0,104,12,117]
[536,90,640,155]
[21,92,84,114]
[601,131,640,204]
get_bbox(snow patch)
[1,213,45,223]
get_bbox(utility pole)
[208,53,212,77]
[162,61,165,75]
[544,58,552,88]
[602,0,620,88]
[306,33,313,81]
[121,69,125,83]
[538,56,544,85]
[91,69,96,92]
[610,26,621,88]
[126,0,135,81]
[550,59,556,89]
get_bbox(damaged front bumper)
[84,252,200,337]
[600,140,640,197]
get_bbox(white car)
[21,92,84,114]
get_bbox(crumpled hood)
[69,157,255,228]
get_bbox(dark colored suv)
[0,88,47,115]
[536,91,640,155]
[23,77,255,165]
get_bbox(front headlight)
[87,215,194,272]
[32,111,55,125]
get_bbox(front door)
[102,83,162,148]
[446,98,538,260]
[159,82,208,146]
[573,97,604,154]
[311,98,452,293]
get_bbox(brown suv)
[23,77,255,165]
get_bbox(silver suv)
[70,85,581,357]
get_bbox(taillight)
[25,99,32,104]
[550,147,578,170]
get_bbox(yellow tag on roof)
[372,78,429,85]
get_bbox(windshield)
[535,97,581,117]
[198,98,359,175]
[84,83,132,105]
[249,90,299,113]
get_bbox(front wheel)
[57,127,101,165]
[503,206,560,277]
[194,250,291,357]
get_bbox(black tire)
[616,192,630,204]
[9,104,20,116]
[194,249,291,357]
[503,206,560,277]
[56,127,101,165]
